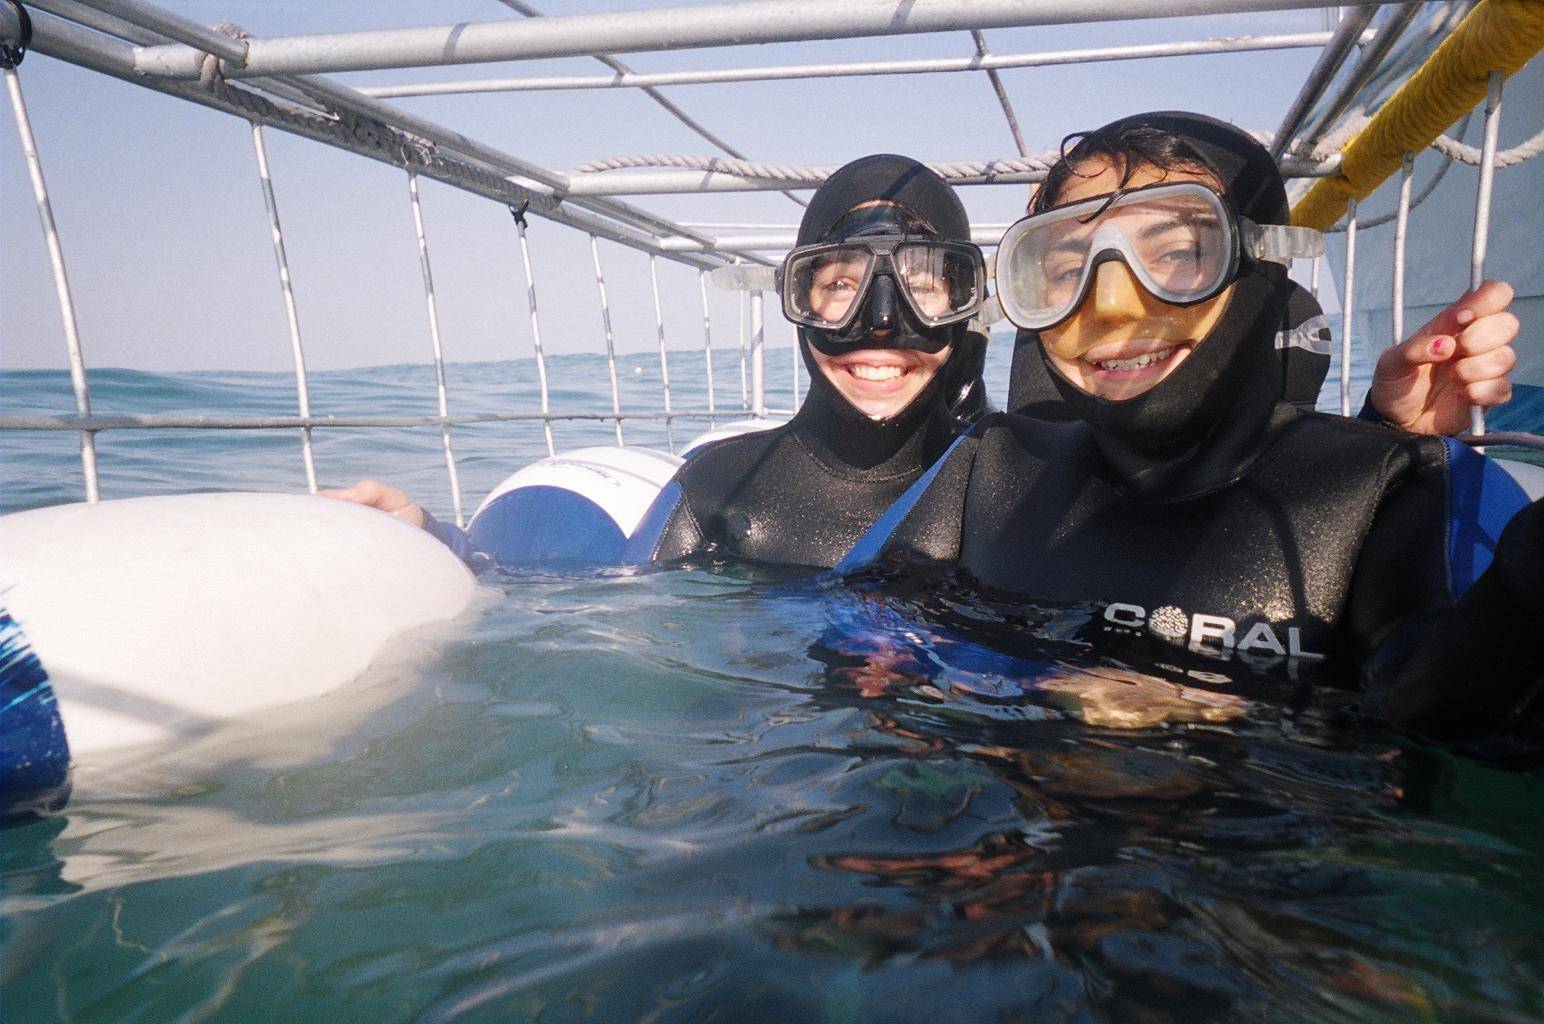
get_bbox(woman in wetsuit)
[839,112,1541,744]
[624,154,991,569]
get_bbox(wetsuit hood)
[1024,112,1294,498]
[790,154,984,469]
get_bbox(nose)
[865,275,899,334]
[1088,260,1148,322]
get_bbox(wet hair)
[1030,123,1218,214]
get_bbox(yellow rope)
[1290,0,1544,231]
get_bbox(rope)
[1292,0,1544,231]
[573,152,1060,181]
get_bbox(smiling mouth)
[1087,344,1183,374]
[846,363,907,382]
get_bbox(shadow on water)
[3,566,1542,1023]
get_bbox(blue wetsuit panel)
[836,432,971,575]
[468,486,627,568]
[1442,437,1530,597]
[0,609,70,818]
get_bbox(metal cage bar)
[514,209,558,458]
[1340,198,1359,418]
[648,255,677,453]
[4,63,99,502]
[590,235,626,445]
[1392,151,1414,348]
[250,122,318,494]
[698,270,717,429]
[738,288,750,412]
[1468,70,1504,440]
[408,171,467,526]
[750,291,767,418]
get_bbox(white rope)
[573,152,1059,181]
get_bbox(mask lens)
[895,244,981,324]
[785,246,874,328]
[997,184,1236,330]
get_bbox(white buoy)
[0,493,476,775]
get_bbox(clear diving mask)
[780,236,987,333]
[994,181,1324,331]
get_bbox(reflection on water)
[3,568,1543,1023]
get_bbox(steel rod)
[4,64,100,502]
[1468,70,1503,440]
[649,255,677,453]
[751,292,767,419]
[408,171,467,526]
[1269,4,1379,159]
[590,235,626,445]
[1391,151,1413,347]
[129,1,1384,79]
[0,411,738,430]
[251,123,318,494]
[738,289,749,412]
[357,31,1356,98]
[1340,199,1358,417]
[514,210,557,458]
[1296,4,1423,150]
[699,271,717,429]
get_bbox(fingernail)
[1456,308,1475,325]
[1431,336,1451,356]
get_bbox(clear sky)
[1,1,1344,373]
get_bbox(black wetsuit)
[626,155,990,570]
[838,113,1539,742]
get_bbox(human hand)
[1367,279,1517,436]
[319,478,426,529]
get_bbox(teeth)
[849,364,904,381]
[1095,347,1176,372]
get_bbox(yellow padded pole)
[1290,0,1544,231]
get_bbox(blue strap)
[835,431,972,576]
[1443,437,1530,597]
[621,480,684,564]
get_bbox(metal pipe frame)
[0,411,743,430]
[1340,199,1359,417]
[1269,3,1381,159]
[125,0,1382,79]
[589,236,626,446]
[250,122,318,494]
[408,170,468,525]
[1468,69,1503,439]
[1294,3,1423,150]
[357,31,1364,99]
[4,63,100,502]
[648,256,677,453]
[14,4,749,271]
[514,212,558,458]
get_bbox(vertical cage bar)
[589,235,625,445]
[648,255,676,453]
[251,123,318,493]
[698,270,717,429]
[1340,198,1358,417]
[750,290,766,418]
[1391,151,1413,348]
[1468,70,1504,439]
[738,287,750,412]
[791,328,801,408]
[408,171,466,526]
[1310,254,1321,299]
[513,208,557,457]
[5,66,99,502]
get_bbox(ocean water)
[3,346,1543,1023]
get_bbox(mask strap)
[1240,220,1324,266]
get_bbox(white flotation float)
[0,492,476,813]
